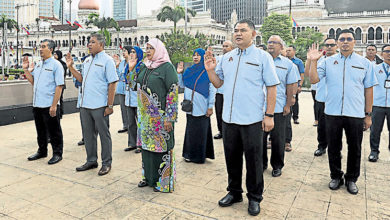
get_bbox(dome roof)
[78,0,100,10]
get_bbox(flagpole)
[68,0,72,53]
[289,0,292,17]
[185,0,188,33]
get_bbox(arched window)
[349,27,354,32]
[297,27,301,32]
[256,36,261,45]
[302,27,305,32]
[145,36,149,43]
[368,27,374,40]
[292,27,296,36]
[336,28,341,39]
[328,28,335,38]
[129,38,132,46]
[140,36,144,45]
[355,28,362,41]
[376,27,382,41]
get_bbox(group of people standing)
[21,18,390,217]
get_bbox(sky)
[67,0,164,17]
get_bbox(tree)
[260,13,293,45]
[157,6,196,33]
[85,13,120,46]
[161,30,212,65]
[0,14,17,33]
[293,28,324,61]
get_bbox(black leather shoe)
[27,152,47,161]
[314,148,326,156]
[368,152,378,162]
[118,128,128,133]
[293,119,299,124]
[76,162,98,171]
[98,165,111,176]
[248,200,261,216]
[77,139,85,146]
[48,155,62,165]
[214,133,222,139]
[124,146,137,152]
[329,178,344,190]
[345,181,359,195]
[272,169,282,177]
[218,193,243,207]
[138,180,148,187]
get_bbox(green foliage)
[293,28,324,61]
[86,13,120,46]
[0,14,17,31]
[157,6,196,33]
[161,30,212,65]
[260,13,293,45]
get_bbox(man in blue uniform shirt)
[263,35,298,177]
[22,39,65,165]
[368,44,390,162]
[205,19,280,216]
[67,33,119,176]
[308,29,378,195]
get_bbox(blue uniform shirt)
[215,55,224,94]
[184,83,216,116]
[31,57,65,108]
[177,73,184,88]
[116,60,126,95]
[315,56,328,103]
[79,51,119,109]
[317,52,378,118]
[373,62,390,107]
[125,70,138,108]
[216,44,280,125]
[291,56,305,74]
[274,55,299,113]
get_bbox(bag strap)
[191,70,206,102]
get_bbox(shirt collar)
[237,44,255,55]
[339,51,355,59]
[274,54,283,60]
[93,50,105,59]
[42,56,54,64]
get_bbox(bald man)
[214,41,234,139]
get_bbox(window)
[328,28,335,38]
[355,28,362,41]
[375,27,382,41]
[368,27,374,40]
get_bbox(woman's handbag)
[181,70,205,113]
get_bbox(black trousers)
[326,115,363,182]
[317,102,327,150]
[215,93,224,133]
[311,90,319,121]
[285,111,292,143]
[263,113,287,170]
[292,92,299,120]
[370,106,390,153]
[33,106,63,156]
[222,121,264,202]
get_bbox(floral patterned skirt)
[141,149,176,192]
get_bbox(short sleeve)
[364,62,378,88]
[298,60,305,74]
[105,58,119,83]
[215,58,224,81]
[54,62,65,86]
[286,63,299,85]
[317,58,326,80]
[263,53,280,87]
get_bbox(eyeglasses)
[146,47,154,51]
[129,50,136,54]
[267,41,281,45]
[338,37,354,42]
[325,44,336,47]
[383,50,390,54]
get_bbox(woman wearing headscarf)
[122,46,144,153]
[54,50,67,119]
[181,48,216,163]
[131,38,178,193]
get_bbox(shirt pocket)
[242,61,262,84]
[275,65,288,84]
[350,65,366,82]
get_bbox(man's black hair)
[234,19,255,30]
[288,45,296,51]
[323,37,336,43]
[337,29,355,40]
[366,44,377,50]
[382,44,390,51]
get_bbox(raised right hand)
[128,56,137,71]
[307,43,323,61]
[204,51,217,71]
[177,61,184,74]
[66,53,74,68]
[22,56,29,70]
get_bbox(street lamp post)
[15,3,34,68]
[68,0,72,53]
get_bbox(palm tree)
[157,6,196,34]
[0,14,17,33]
[85,13,120,46]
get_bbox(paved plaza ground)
[1,92,390,219]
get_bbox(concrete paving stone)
[297,184,331,202]
[327,201,366,219]
[290,195,329,214]
[162,210,213,220]
[0,164,37,189]
[286,208,326,220]
[0,192,32,215]
[123,202,173,219]
[8,203,78,219]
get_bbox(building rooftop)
[325,0,390,14]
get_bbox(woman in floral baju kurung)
[136,38,178,192]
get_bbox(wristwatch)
[365,112,372,117]
[108,105,114,109]
[265,113,274,118]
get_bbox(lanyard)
[383,63,390,78]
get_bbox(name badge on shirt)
[245,62,259,67]
[45,68,53,72]
[95,64,103,67]
[385,80,390,89]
